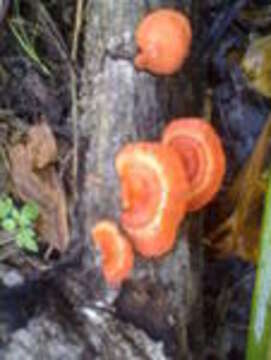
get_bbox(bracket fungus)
[162,118,226,211]
[134,9,192,75]
[91,221,134,286]
[115,142,190,257]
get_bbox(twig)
[72,0,84,62]
[70,68,79,201]
[33,0,70,65]
[70,0,85,201]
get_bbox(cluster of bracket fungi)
[91,9,226,286]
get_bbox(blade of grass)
[9,21,50,76]
[246,166,271,359]
[14,0,20,17]
[9,0,51,76]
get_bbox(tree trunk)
[78,0,205,359]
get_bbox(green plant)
[0,196,39,253]
[9,0,50,76]
[246,167,271,359]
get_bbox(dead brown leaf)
[208,115,271,263]
[27,120,58,169]
[8,122,69,255]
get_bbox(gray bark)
[79,0,205,359]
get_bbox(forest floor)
[0,1,270,359]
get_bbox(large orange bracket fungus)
[115,142,190,257]
[91,221,134,286]
[162,118,226,211]
[134,9,192,75]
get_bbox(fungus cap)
[116,142,190,257]
[162,118,226,211]
[135,9,192,75]
[91,221,134,286]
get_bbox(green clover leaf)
[23,237,39,253]
[0,197,13,219]
[21,201,39,222]
[11,208,20,221]
[18,213,31,227]
[0,197,39,254]
[16,228,38,253]
[2,218,16,232]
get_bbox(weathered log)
[78,0,205,359]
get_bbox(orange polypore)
[162,118,226,211]
[134,9,192,75]
[115,142,190,257]
[91,221,134,286]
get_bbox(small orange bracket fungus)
[115,142,190,257]
[134,9,192,75]
[162,118,226,212]
[91,221,134,286]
